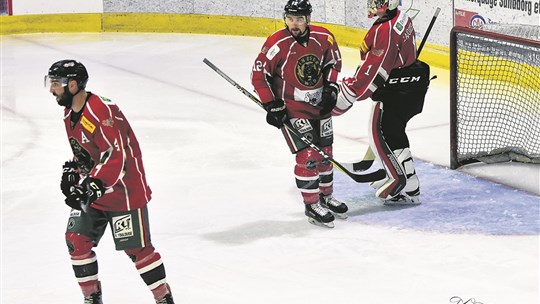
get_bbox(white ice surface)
[1,33,539,304]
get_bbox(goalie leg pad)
[295,148,322,204]
[394,148,420,196]
[368,102,407,199]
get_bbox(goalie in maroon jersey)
[333,0,431,205]
[45,60,175,304]
[251,0,348,228]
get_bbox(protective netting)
[453,24,540,167]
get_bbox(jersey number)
[253,61,263,72]
[365,65,373,76]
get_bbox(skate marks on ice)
[201,219,323,245]
[334,160,540,235]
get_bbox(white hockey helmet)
[368,0,400,18]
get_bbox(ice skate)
[155,284,175,304]
[319,194,348,219]
[305,202,335,228]
[383,193,421,206]
[83,282,102,304]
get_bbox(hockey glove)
[65,185,86,211]
[60,161,80,197]
[64,177,105,212]
[82,177,105,205]
[320,82,339,116]
[264,99,288,129]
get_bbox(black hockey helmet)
[284,0,312,17]
[47,59,89,90]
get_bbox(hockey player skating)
[45,60,175,304]
[333,0,431,205]
[251,0,348,228]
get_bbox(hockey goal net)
[450,24,540,169]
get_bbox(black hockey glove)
[65,185,86,211]
[264,99,288,129]
[60,161,80,197]
[82,177,105,205]
[64,177,105,211]
[320,82,339,116]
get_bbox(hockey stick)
[417,7,441,57]
[345,6,441,172]
[203,58,386,183]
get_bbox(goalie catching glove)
[64,177,105,211]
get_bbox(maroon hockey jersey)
[251,24,342,119]
[64,93,151,211]
[335,10,417,115]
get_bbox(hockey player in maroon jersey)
[45,60,175,304]
[251,0,348,228]
[333,0,431,205]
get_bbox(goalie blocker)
[369,60,431,200]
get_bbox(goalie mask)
[45,60,89,108]
[368,0,400,18]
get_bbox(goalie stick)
[344,6,441,172]
[203,58,386,183]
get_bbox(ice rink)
[2,33,539,303]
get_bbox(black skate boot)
[83,282,103,304]
[156,294,174,304]
[305,202,335,228]
[319,194,348,219]
[156,284,175,304]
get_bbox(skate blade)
[307,217,335,228]
[383,199,421,206]
[330,211,348,220]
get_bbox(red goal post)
[450,25,540,169]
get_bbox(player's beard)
[290,27,306,38]
[54,87,74,108]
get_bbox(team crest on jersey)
[69,137,95,174]
[295,54,321,87]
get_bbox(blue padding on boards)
[333,160,540,235]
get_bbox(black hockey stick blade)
[344,146,376,172]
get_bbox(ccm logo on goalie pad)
[388,76,422,84]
